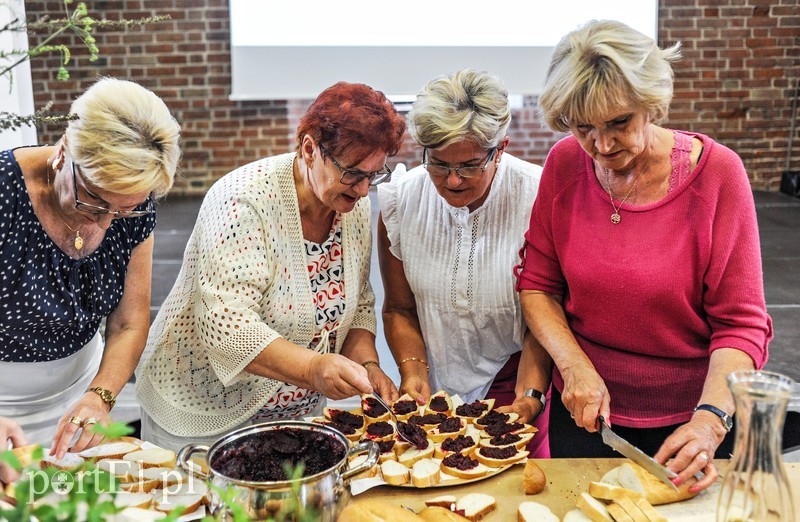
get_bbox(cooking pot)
[177,420,378,521]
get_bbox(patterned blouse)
[0,149,155,362]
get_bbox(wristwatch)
[523,388,547,420]
[87,386,117,409]
[693,404,733,432]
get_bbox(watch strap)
[523,388,547,421]
[87,386,117,409]
[693,403,732,431]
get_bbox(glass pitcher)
[717,370,796,521]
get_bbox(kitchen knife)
[598,416,679,492]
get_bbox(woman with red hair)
[137,82,406,450]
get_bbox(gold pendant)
[611,213,621,224]
[74,232,84,250]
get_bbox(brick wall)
[24,0,800,193]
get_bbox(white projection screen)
[229,1,657,100]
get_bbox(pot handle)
[341,440,379,483]
[176,443,210,480]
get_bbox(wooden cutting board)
[357,458,800,520]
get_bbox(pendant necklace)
[47,159,84,250]
[603,168,640,224]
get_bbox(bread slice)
[479,432,534,450]
[398,444,435,467]
[427,418,466,443]
[564,509,594,522]
[589,481,644,502]
[160,479,208,498]
[95,459,140,483]
[348,453,379,480]
[419,506,471,521]
[478,422,535,440]
[424,495,457,509]
[440,454,490,480]
[614,497,650,522]
[361,394,392,424]
[11,444,42,468]
[40,452,85,471]
[122,448,176,469]
[607,502,635,522]
[113,507,167,521]
[426,391,454,416]
[633,497,667,522]
[601,463,697,505]
[411,458,441,487]
[455,493,496,521]
[474,446,529,467]
[120,477,162,493]
[112,491,153,510]
[454,399,496,424]
[152,492,204,514]
[391,393,421,421]
[79,442,140,462]
[380,459,410,485]
[140,467,185,488]
[523,459,546,495]
[517,501,559,522]
[577,492,614,522]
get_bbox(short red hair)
[296,82,406,165]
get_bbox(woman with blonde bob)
[0,78,181,466]
[515,20,771,490]
[378,69,552,457]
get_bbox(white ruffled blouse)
[377,154,542,403]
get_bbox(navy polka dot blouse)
[0,149,156,362]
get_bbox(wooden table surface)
[357,459,800,520]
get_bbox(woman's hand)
[560,361,610,432]
[496,396,544,425]
[364,365,400,403]
[51,393,110,459]
[654,411,728,493]
[1,417,27,487]
[306,353,373,400]
[399,371,431,405]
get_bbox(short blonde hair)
[408,69,511,149]
[65,78,181,198]
[539,20,682,133]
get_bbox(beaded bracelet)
[398,357,430,372]
[361,360,380,370]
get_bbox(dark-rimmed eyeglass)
[318,143,392,186]
[422,147,497,179]
[72,161,155,218]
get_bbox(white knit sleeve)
[193,190,282,386]
[376,181,403,261]
[350,198,377,334]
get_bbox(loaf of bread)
[600,463,697,505]
[523,459,546,495]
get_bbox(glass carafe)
[717,370,796,521]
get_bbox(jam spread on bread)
[409,413,448,426]
[478,446,517,460]
[484,422,524,437]
[437,417,463,433]
[441,435,476,453]
[455,400,489,417]
[366,421,393,438]
[363,396,388,417]
[489,432,521,446]
[393,400,417,415]
[476,410,510,426]
[398,421,429,450]
[429,396,449,412]
[442,452,479,471]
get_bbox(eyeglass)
[318,143,392,186]
[422,147,498,179]
[72,161,155,218]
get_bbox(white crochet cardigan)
[136,152,376,437]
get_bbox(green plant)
[0,0,169,132]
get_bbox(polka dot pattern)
[0,149,156,362]
[136,152,376,438]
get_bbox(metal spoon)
[369,392,415,445]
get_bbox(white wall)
[1,0,37,149]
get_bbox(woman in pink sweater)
[515,20,772,493]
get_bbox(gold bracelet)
[361,360,380,370]
[87,386,116,409]
[398,357,429,372]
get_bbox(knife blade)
[598,416,679,492]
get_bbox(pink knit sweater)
[515,133,772,428]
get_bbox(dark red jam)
[210,428,346,482]
[479,446,518,460]
[441,435,475,453]
[319,420,355,435]
[489,432,522,446]
[476,410,510,426]
[429,396,449,412]
[329,410,364,431]
[393,400,417,415]
[409,413,447,426]
[437,417,463,434]
[363,397,388,418]
[442,452,478,471]
[366,421,393,438]
[397,422,429,450]
[377,440,396,454]
[484,422,524,437]
[455,400,489,418]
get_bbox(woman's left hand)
[496,396,543,425]
[365,365,400,403]
[654,413,727,493]
[50,392,110,459]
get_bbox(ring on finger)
[81,417,99,428]
[68,416,83,426]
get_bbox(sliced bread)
[517,501,559,522]
[426,391,454,416]
[424,495,457,509]
[112,491,153,510]
[411,458,441,488]
[95,459,140,482]
[40,452,85,471]
[474,446,529,467]
[112,507,166,521]
[564,509,594,522]
[122,448,176,469]
[152,492,204,514]
[79,442,140,461]
[601,463,697,505]
[380,459,410,485]
[418,506,471,521]
[577,492,614,522]
[398,444,435,467]
[454,493,496,521]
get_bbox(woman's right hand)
[306,353,373,400]
[560,361,611,432]
[0,417,27,487]
[399,373,431,405]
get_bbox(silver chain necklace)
[603,168,640,224]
